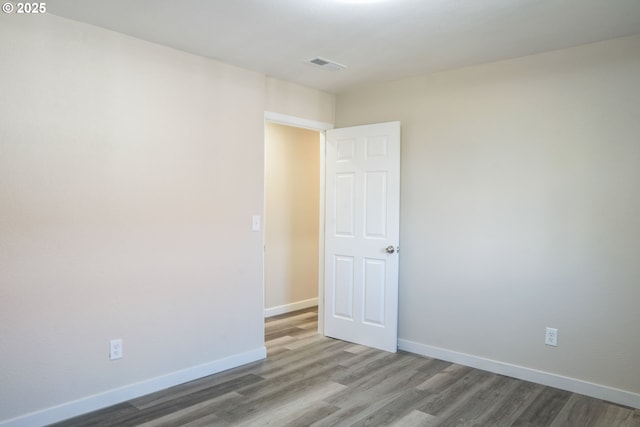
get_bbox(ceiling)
[47,0,640,93]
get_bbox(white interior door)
[324,121,400,353]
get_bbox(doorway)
[262,112,333,335]
[264,122,321,320]
[262,113,401,352]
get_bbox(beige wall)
[336,35,640,397]
[264,123,320,312]
[265,78,335,126]
[0,13,333,424]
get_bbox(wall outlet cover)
[110,339,123,360]
[545,327,558,346]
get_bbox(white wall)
[264,123,320,315]
[336,35,640,404]
[0,13,333,425]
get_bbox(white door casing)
[324,121,400,353]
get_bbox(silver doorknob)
[385,245,395,254]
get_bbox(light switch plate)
[252,215,261,232]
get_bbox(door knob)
[385,245,395,254]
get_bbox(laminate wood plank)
[118,374,262,426]
[311,391,408,427]
[322,361,436,426]
[264,310,317,327]
[240,340,336,382]
[510,386,572,427]
[388,409,438,427]
[343,343,370,354]
[129,361,264,410]
[418,369,498,416]
[332,352,413,387]
[256,337,348,378]
[265,307,317,319]
[327,355,433,406]
[264,326,308,341]
[216,365,349,422]
[415,363,472,392]
[591,403,640,427]
[264,328,303,342]
[48,402,140,427]
[230,381,346,426]
[179,412,230,427]
[264,345,291,358]
[264,311,318,338]
[264,334,297,348]
[353,369,498,427]
[288,326,320,340]
[280,401,341,427]
[66,374,256,427]
[237,354,353,398]
[469,380,546,427]
[134,392,241,427]
[256,341,353,381]
[311,353,431,424]
[431,375,520,427]
[297,319,320,330]
[549,393,608,427]
[333,387,427,427]
[346,391,432,427]
[336,345,388,371]
[416,358,452,376]
[282,333,326,351]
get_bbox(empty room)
[1,1,639,426]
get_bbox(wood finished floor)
[51,307,640,427]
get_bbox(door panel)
[333,255,355,319]
[365,171,387,238]
[335,174,356,236]
[363,258,386,326]
[324,121,400,353]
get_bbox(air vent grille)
[306,57,347,71]
[310,58,330,66]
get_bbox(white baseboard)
[264,298,318,318]
[398,339,640,409]
[0,347,266,427]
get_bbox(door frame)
[263,111,334,335]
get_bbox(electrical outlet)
[545,327,558,346]
[110,339,123,360]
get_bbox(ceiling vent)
[306,57,347,71]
